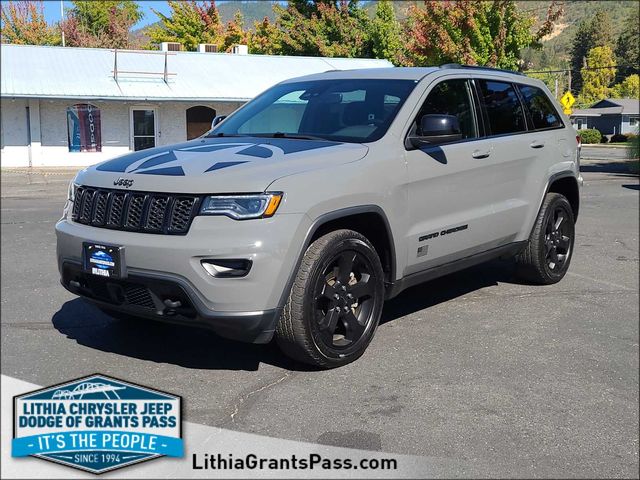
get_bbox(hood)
[76,136,368,193]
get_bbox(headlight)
[199,193,283,220]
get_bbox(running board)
[384,241,527,299]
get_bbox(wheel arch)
[277,205,397,309]
[547,173,580,222]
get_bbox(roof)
[571,98,639,117]
[288,65,529,83]
[0,44,392,102]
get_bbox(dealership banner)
[67,104,101,152]
[2,375,458,478]
[11,374,182,474]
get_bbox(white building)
[0,44,391,168]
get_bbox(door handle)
[530,141,545,149]
[472,150,491,159]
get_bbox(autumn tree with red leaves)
[402,0,563,69]
[1,0,60,45]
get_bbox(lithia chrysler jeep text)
[56,65,581,368]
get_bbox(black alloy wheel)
[275,229,385,368]
[516,192,575,284]
[313,250,377,351]
[544,205,572,273]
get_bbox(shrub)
[600,135,609,143]
[626,133,637,141]
[610,133,628,143]
[579,128,602,144]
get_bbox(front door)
[130,108,157,151]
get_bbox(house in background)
[570,98,639,135]
[0,44,391,168]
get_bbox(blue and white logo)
[90,250,113,270]
[12,374,183,474]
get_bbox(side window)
[478,80,526,135]
[518,84,563,130]
[415,79,477,139]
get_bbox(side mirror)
[211,115,227,128]
[408,114,463,148]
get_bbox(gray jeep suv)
[56,65,581,368]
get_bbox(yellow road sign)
[563,108,572,115]
[560,91,575,110]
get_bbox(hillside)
[517,0,639,68]
[217,0,276,24]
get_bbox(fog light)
[201,259,252,278]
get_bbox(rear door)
[471,78,540,245]
[515,82,571,219]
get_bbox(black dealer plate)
[82,242,126,278]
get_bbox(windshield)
[209,79,417,143]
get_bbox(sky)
[43,1,185,29]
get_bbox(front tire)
[516,192,575,284]
[275,229,385,368]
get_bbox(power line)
[525,65,636,74]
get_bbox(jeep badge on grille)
[113,178,134,188]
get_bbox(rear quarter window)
[518,84,563,130]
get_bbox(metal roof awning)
[0,44,392,101]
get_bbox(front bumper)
[60,261,279,343]
[56,213,310,343]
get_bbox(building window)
[630,117,639,128]
[67,104,101,152]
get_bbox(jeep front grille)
[71,186,200,235]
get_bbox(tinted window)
[518,85,563,130]
[211,79,416,143]
[479,81,526,135]
[416,80,476,139]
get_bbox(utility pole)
[554,77,558,99]
[567,69,571,94]
[60,0,65,47]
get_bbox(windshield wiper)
[253,132,329,141]
[206,132,245,138]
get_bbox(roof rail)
[439,63,525,76]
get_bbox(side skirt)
[384,241,527,300]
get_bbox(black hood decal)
[95,137,342,176]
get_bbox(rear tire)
[515,192,575,284]
[275,229,385,368]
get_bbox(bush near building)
[579,128,602,144]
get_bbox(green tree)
[570,9,614,93]
[615,16,640,75]
[248,16,281,54]
[221,11,249,52]
[62,0,142,48]
[403,0,562,69]
[579,46,617,104]
[1,0,60,45]
[611,74,640,99]
[251,0,373,58]
[147,0,224,51]
[368,0,401,64]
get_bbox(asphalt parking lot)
[1,158,638,478]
